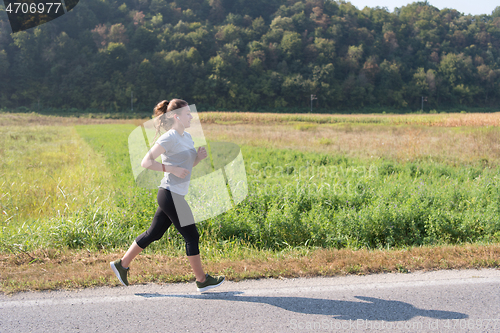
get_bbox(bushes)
[194,160,500,251]
[205,158,500,250]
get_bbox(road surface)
[1,268,499,332]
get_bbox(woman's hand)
[197,147,208,160]
[172,166,190,178]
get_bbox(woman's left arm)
[193,146,207,167]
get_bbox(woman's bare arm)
[141,143,191,179]
[141,143,175,172]
[141,143,189,178]
[193,146,207,168]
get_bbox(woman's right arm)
[140,143,189,178]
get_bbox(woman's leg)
[121,241,143,269]
[188,254,206,283]
[176,222,205,282]
[159,189,206,282]
[124,193,174,268]
[111,189,173,285]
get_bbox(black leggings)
[135,188,200,256]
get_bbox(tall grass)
[206,151,500,250]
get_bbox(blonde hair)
[151,98,188,143]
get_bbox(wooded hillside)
[0,0,499,112]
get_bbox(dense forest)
[0,0,499,113]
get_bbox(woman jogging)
[110,99,225,292]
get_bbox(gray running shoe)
[196,273,225,292]
[110,259,129,286]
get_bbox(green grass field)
[2,119,500,257]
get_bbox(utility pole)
[421,96,427,112]
[131,90,133,112]
[310,94,317,113]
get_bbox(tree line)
[0,0,499,113]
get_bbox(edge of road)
[1,267,499,304]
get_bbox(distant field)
[200,110,500,127]
[201,111,500,167]
[1,111,499,293]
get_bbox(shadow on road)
[134,291,467,321]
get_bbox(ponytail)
[151,99,188,144]
[153,100,170,118]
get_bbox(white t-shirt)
[155,129,197,196]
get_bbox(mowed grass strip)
[0,124,116,229]
[1,243,499,294]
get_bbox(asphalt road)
[1,268,499,333]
